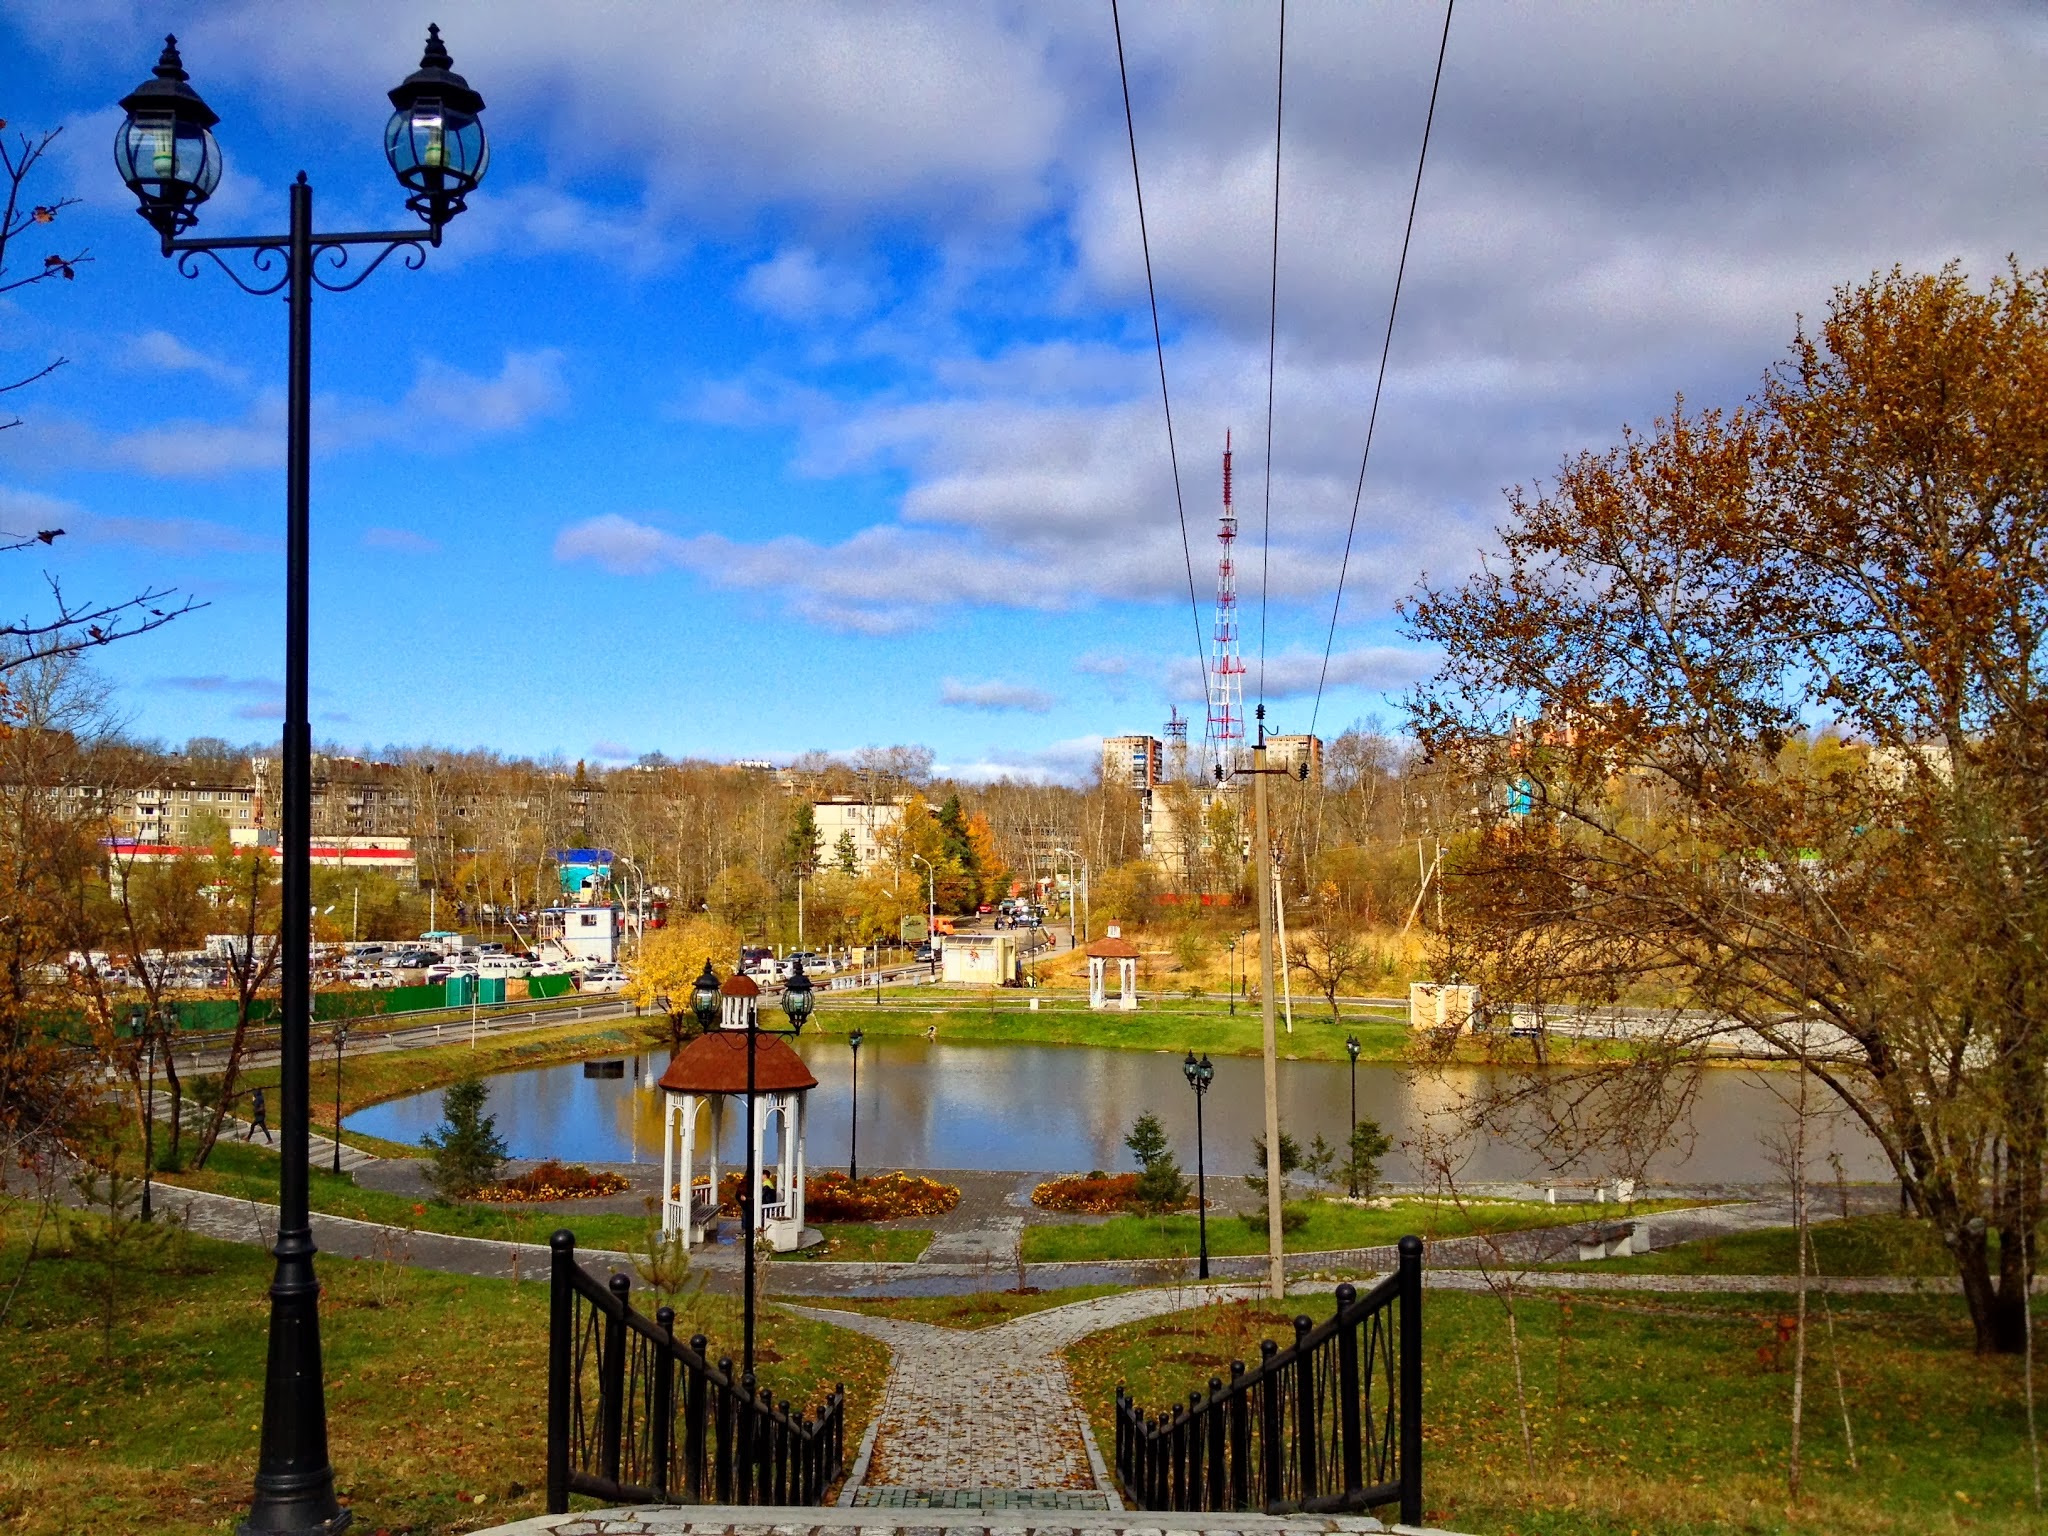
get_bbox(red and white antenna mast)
[1208,432,1246,777]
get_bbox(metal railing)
[546,1231,846,1512]
[1114,1235,1422,1524]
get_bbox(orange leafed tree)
[1405,262,2048,1355]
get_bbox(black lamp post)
[688,956,814,1377]
[847,1028,865,1181]
[1182,1050,1214,1279]
[1225,934,1239,1015]
[117,29,487,1536]
[330,1023,349,1177]
[1345,1034,1361,1197]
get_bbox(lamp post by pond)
[1345,1034,1361,1197]
[116,28,488,1535]
[689,956,814,1377]
[848,1028,864,1181]
[1182,1050,1214,1279]
[330,1023,349,1177]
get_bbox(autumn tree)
[1403,262,2048,1354]
[627,917,743,1050]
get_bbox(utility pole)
[1219,703,1304,1302]
[1251,713,1284,1299]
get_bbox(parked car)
[915,944,936,964]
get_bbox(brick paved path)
[789,1286,1268,1507]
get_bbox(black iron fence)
[1114,1233,1422,1525]
[546,1230,846,1512]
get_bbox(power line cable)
[1257,0,1286,714]
[1111,0,1211,709]
[1307,0,1454,741]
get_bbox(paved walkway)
[789,1287,1266,1507]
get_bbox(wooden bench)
[1577,1221,1647,1261]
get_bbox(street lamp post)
[848,1028,864,1181]
[687,956,814,1378]
[1345,1034,1361,1197]
[909,852,936,960]
[1182,1050,1214,1279]
[331,1023,349,1177]
[117,29,488,1536]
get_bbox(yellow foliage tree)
[628,917,743,1048]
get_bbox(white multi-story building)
[812,798,904,873]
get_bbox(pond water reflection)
[344,1035,1890,1186]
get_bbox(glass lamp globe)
[116,36,221,243]
[384,24,487,230]
[690,962,721,1031]
[781,960,815,1030]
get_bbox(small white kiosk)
[658,974,819,1252]
[1086,930,1142,1011]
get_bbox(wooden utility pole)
[1252,715,1286,1299]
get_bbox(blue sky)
[4,1,2045,780]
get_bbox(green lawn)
[0,1208,888,1536]
[1020,1197,1702,1263]
[1562,1213,1980,1277]
[805,1283,1131,1329]
[158,1139,659,1251]
[802,1001,1416,1062]
[774,1224,933,1263]
[1068,1284,2047,1535]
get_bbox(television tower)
[1164,704,1188,782]
[1207,433,1246,777]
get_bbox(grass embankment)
[163,1141,933,1260]
[1564,1213,1992,1278]
[1020,1196,1705,1264]
[805,999,1416,1062]
[1070,1284,2046,1535]
[0,1215,887,1536]
[217,1014,671,1148]
[773,1224,932,1263]
[806,1283,1129,1329]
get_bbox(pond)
[342,1034,1891,1186]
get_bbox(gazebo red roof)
[1086,935,1142,959]
[721,973,760,997]
[658,1029,817,1094]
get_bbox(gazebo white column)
[1118,956,1138,1011]
[1088,955,1107,1009]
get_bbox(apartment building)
[812,798,904,872]
[1101,735,1164,794]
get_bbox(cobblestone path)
[790,1286,1267,1507]
[472,1506,1417,1535]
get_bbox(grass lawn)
[805,1283,1130,1329]
[1020,1197,1704,1263]
[1562,1213,1984,1278]
[774,1224,932,1263]
[803,1001,1417,1062]
[1068,1284,2047,1535]
[0,1211,888,1536]
[157,1138,659,1251]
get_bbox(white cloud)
[62,350,568,479]
[1073,652,1128,677]
[122,331,247,388]
[741,248,875,322]
[2,486,268,556]
[939,678,1056,714]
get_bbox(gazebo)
[1086,928,1142,1011]
[658,974,819,1252]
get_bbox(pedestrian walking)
[246,1085,272,1143]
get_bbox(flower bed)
[1032,1172,1142,1214]
[474,1159,630,1203]
[712,1169,961,1220]
[805,1171,960,1222]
